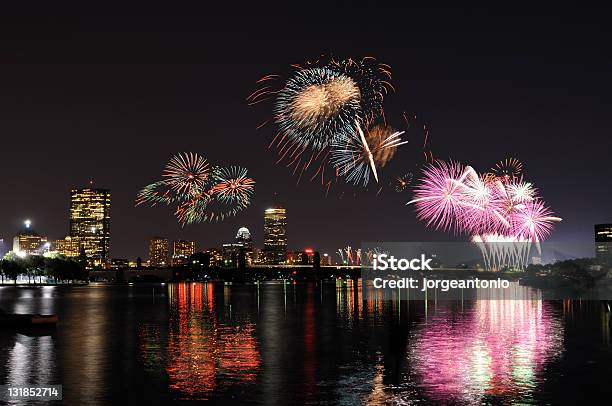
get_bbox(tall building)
[263,207,287,264]
[595,224,612,266]
[235,227,254,265]
[69,188,111,267]
[13,221,48,255]
[149,237,169,267]
[222,243,243,267]
[205,248,223,267]
[52,236,81,257]
[172,240,196,266]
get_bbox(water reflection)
[7,335,55,386]
[409,299,564,404]
[0,283,610,404]
[139,283,261,400]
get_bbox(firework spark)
[290,76,360,126]
[510,199,561,242]
[490,157,523,182]
[365,124,402,168]
[210,166,256,206]
[408,159,561,269]
[275,67,362,151]
[392,172,414,192]
[137,154,255,225]
[251,56,406,189]
[330,122,407,186]
[162,152,211,196]
[407,160,467,233]
[328,57,393,126]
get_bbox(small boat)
[0,310,58,327]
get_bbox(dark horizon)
[1,4,611,259]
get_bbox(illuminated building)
[205,248,223,267]
[286,249,315,265]
[52,236,81,257]
[220,228,254,268]
[321,253,332,266]
[69,188,111,267]
[222,243,241,267]
[304,248,315,264]
[149,237,169,267]
[595,224,612,266]
[235,227,254,265]
[286,251,305,265]
[110,258,129,269]
[172,240,196,266]
[12,220,48,255]
[262,207,287,264]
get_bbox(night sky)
[0,4,610,259]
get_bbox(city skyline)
[1,5,611,259]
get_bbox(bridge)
[90,265,363,282]
[89,265,478,283]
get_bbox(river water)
[0,282,610,404]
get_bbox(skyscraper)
[52,236,81,257]
[235,226,254,266]
[172,240,196,266]
[595,224,612,266]
[149,237,169,267]
[69,188,111,267]
[263,207,287,264]
[13,220,48,255]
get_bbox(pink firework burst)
[408,159,561,244]
[408,160,467,233]
[454,171,510,236]
[510,199,562,242]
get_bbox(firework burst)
[137,154,255,225]
[505,178,536,202]
[392,172,414,192]
[407,158,561,269]
[330,121,407,186]
[490,157,523,182]
[510,199,561,242]
[210,166,256,206]
[274,67,362,151]
[250,56,411,190]
[327,57,393,126]
[162,152,211,196]
[407,160,467,233]
[451,168,510,235]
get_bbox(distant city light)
[304,248,314,254]
[24,219,31,229]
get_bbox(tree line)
[0,253,87,284]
